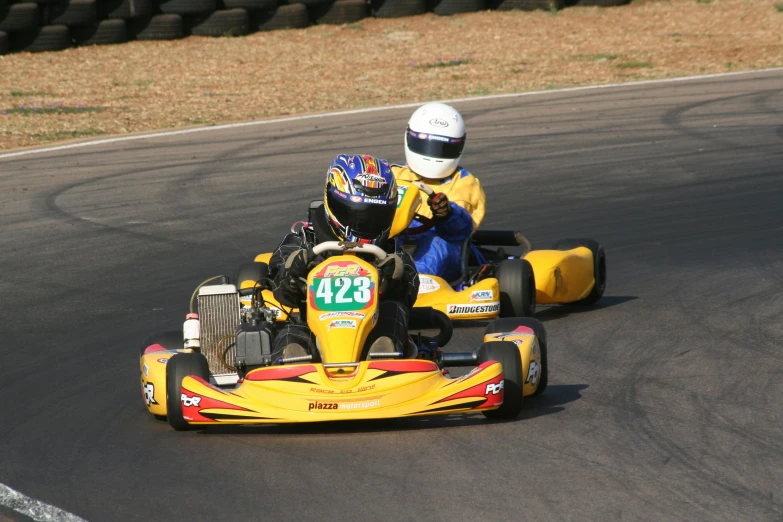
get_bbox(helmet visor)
[406,127,465,159]
[327,191,397,240]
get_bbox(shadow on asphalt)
[535,296,638,322]
[195,383,587,436]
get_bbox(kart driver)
[268,154,420,362]
[392,102,487,282]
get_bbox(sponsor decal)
[328,319,356,329]
[332,189,349,200]
[371,308,378,326]
[330,167,352,194]
[362,197,392,205]
[525,360,541,386]
[470,290,494,302]
[309,384,376,394]
[309,402,338,411]
[428,134,450,143]
[429,118,449,128]
[485,381,504,395]
[396,185,408,208]
[142,382,157,406]
[317,262,367,278]
[339,400,380,410]
[350,195,362,203]
[319,311,365,320]
[181,393,202,407]
[355,173,387,189]
[418,276,440,294]
[446,302,500,315]
[142,363,149,378]
[157,358,169,364]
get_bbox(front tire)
[553,238,606,305]
[496,259,535,317]
[166,353,210,431]
[484,317,548,396]
[478,341,523,419]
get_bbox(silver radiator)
[197,284,241,376]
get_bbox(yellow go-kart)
[139,242,548,430]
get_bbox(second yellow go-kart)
[139,241,548,430]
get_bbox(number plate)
[311,276,375,311]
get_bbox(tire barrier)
[251,4,308,31]
[309,0,367,25]
[72,17,127,45]
[128,13,183,40]
[0,0,635,54]
[189,7,249,36]
[371,0,427,18]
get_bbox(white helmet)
[404,102,466,180]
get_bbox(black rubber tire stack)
[158,0,218,16]
[10,23,71,52]
[96,0,156,20]
[309,0,367,24]
[489,0,564,10]
[0,30,8,54]
[429,0,484,15]
[188,7,249,36]
[42,0,96,26]
[128,13,185,40]
[72,17,127,45]
[251,3,308,31]
[370,0,427,18]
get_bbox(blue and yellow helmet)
[324,154,398,245]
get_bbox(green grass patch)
[346,23,365,30]
[616,60,653,69]
[10,91,54,97]
[412,57,474,68]
[3,105,105,115]
[33,129,106,142]
[696,0,710,4]
[774,2,783,11]
[576,53,620,62]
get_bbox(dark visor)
[406,127,465,159]
[327,191,397,238]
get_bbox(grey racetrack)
[1,70,781,521]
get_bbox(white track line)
[1,67,780,161]
[0,483,87,522]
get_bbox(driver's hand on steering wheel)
[428,192,452,221]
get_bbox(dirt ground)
[0,0,781,151]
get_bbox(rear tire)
[484,317,547,396]
[478,341,523,419]
[496,259,535,317]
[553,238,606,305]
[166,353,210,431]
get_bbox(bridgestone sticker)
[446,302,500,315]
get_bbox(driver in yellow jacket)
[392,102,486,281]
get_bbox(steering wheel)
[403,181,437,235]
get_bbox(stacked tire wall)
[0,0,630,54]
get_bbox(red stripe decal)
[245,365,317,381]
[143,343,168,355]
[368,360,439,372]
[511,326,534,334]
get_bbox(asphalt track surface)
[1,70,782,521]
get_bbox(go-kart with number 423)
[245,179,607,323]
[139,241,548,430]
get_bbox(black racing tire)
[221,0,277,9]
[158,0,217,15]
[129,13,184,40]
[489,0,563,10]
[45,0,96,26]
[0,30,8,55]
[0,2,38,32]
[484,317,547,396]
[234,261,269,297]
[165,353,210,431]
[310,0,367,24]
[96,0,155,20]
[251,4,308,30]
[72,18,127,45]
[188,8,249,36]
[478,341,523,419]
[553,238,606,305]
[496,258,535,318]
[370,0,426,18]
[10,24,70,52]
[430,0,484,15]
[140,330,182,357]
[281,0,331,6]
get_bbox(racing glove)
[284,248,317,292]
[376,254,404,297]
[428,192,452,221]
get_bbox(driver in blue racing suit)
[392,102,487,282]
